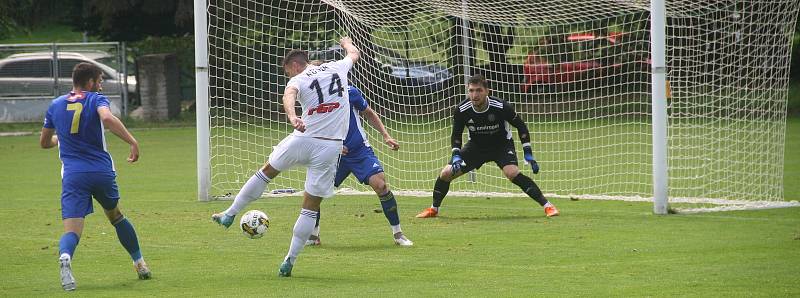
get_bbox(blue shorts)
[334,147,384,187]
[61,172,120,219]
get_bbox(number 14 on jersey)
[308,73,343,104]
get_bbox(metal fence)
[0,42,132,123]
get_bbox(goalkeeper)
[416,74,559,218]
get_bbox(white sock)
[390,225,402,235]
[59,253,70,261]
[224,171,270,216]
[544,202,553,208]
[311,225,320,237]
[431,205,439,212]
[285,209,318,265]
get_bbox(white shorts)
[268,135,342,198]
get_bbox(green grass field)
[0,123,799,296]
[208,116,795,207]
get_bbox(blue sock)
[113,218,142,262]
[379,191,400,226]
[58,232,80,258]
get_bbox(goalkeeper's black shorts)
[459,140,518,172]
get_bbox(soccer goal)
[194,0,800,213]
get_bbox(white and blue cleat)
[211,213,235,229]
[59,255,76,291]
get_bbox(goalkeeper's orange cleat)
[544,205,560,217]
[415,207,438,218]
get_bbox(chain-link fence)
[0,42,132,123]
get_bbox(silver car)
[0,51,135,121]
[0,51,136,98]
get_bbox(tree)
[71,0,194,41]
[0,0,79,40]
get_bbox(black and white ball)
[240,210,270,239]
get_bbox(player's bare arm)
[339,36,360,64]
[282,86,305,132]
[98,106,139,163]
[40,128,58,149]
[360,107,399,150]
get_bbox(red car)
[522,55,601,91]
[522,32,639,93]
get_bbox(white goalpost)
[195,0,211,202]
[195,0,800,213]
[651,0,668,214]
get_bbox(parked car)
[0,51,137,97]
[308,45,452,90]
[521,32,649,92]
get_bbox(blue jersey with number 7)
[44,91,115,174]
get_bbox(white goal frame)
[193,0,798,214]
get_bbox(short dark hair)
[72,62,102,87]
[282,49,309,67]
[467,74,489,89]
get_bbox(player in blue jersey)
[40,62,151,291]
[305,81,413,247]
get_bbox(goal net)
[200,0,800,212]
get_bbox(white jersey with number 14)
[285,58,353,140]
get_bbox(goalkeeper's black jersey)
[451,96,530,150]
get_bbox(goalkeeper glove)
[451,149,466,175]
[523,145,539,174]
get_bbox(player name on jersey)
[304,65,330,76]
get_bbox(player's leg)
[58,173,92,291]
[367,173,413,246]
[418,145,480,218]
[279,138,339,277]
[59,218,84,261]
[415,165,467,218]
[494,142,559,217]
[280,192,323,277]
[103,206,151,279]
[92,172,152,279]
[212,136,295,228]
[501,164,559,217]
[59,218,83,291]
[213,163,281,227]
[307,162,351,246]
[305,207,321,246]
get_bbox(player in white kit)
[211,37,360,277]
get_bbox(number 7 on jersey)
[66,102,83,134]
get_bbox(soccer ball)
[240,210,270,239]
